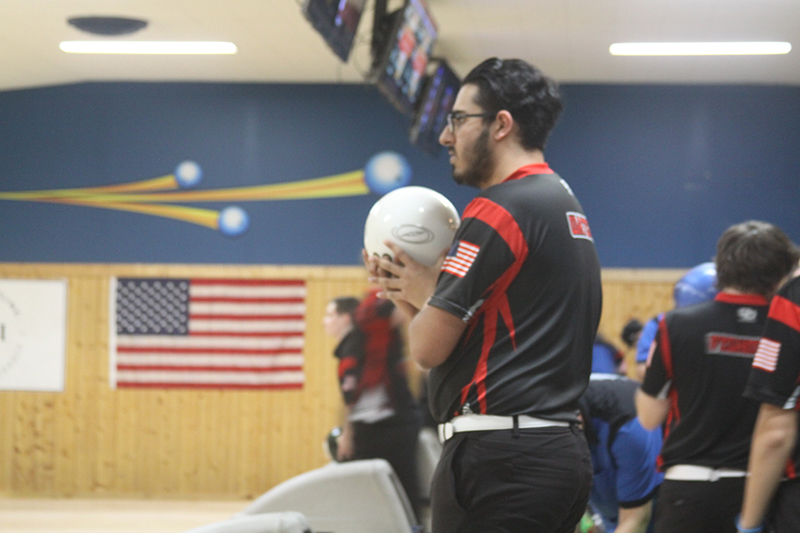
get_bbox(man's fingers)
[377,255,402,277]
[384,240,414,267]
[364,251,383,277]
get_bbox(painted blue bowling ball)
[364,151,412,195]
[174,160,203,188]
[218,206,249,237]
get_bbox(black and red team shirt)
[641,292,770,471]
[334,290,415,423]
[426,163,602,423]
[744,276,800,480]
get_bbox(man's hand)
[337,422,355,461]
[366,241,446,312]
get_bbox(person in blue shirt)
[581,374,663,533]
[592,334,627,375]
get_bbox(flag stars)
[116,278,190,335]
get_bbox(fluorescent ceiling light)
[609,42,792,56]
[59,41,237,54]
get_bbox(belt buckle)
[437,422,454,444]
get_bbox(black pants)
[654,477,745,533]
[352,415,421,520]
[430,425,592,533]
[767,478,800,532]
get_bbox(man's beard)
[452,126,494,188]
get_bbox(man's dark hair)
[715,221,800,297]
[332,296,360,320]
[462,57,563,151]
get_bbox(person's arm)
[615,502,652,533]
[635,389,670,431]
[637,315,674,430]
[738,403,798,530]
[635,362,647,383]
[408,303,466,369]
[337,409,355,461]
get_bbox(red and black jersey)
[427,163,602,423]
[641,292,770,470]
[334,290,415,421]
[744,276,800,479]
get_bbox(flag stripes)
[752,338,781,372]
[442,241,480,278]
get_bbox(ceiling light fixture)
[59,41,237,55]
[609,42,792,56]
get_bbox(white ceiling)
[1,0,799,93]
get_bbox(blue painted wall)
[0,81,797,267]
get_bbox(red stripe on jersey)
[459,319,482,413]
[786,459,797,480]
[475,310,498,414]
[714,292,768,306]
[655,315,681,471]
[658,386,682,473]
[338,357,358,379]
[458,197,529,414]
[784,376,800,478]
[461,198,528,259]
[502,162,554,182]
[658,315,674,380]
[769,295,800,334]
[355,291,392,390]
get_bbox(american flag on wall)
[109,278,306,389]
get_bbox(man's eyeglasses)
[445,111,496,134]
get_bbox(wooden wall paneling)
[56,288,79,497]
[598,270,684,376]
[0,379,10,494]
[0,264,686,499]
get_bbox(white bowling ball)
[364,186,460,266]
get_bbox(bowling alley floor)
[0,498,248,533]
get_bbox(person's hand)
[368,241,446,311]
[362,248,393,279]
[336,426,354,461]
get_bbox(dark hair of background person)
[715,220,800,297]
[620,318,644,349]
[462,57,563,151]
[332,296,360,320]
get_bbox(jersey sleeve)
[428,197,518,321]
[337,334,365,406]
[612,418,664,508]
[745,281,800,409]
[640,316,673,398]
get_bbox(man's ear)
[493,110,515,141]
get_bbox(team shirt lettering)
[442,240,480,278]
[752,338,781,372]
[705,333,760,357]
[566,212,593,241]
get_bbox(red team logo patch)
[567,212,593,241]
[442,240,480,278]
[705,333,760,358]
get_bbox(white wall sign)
[0,279,68,392]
